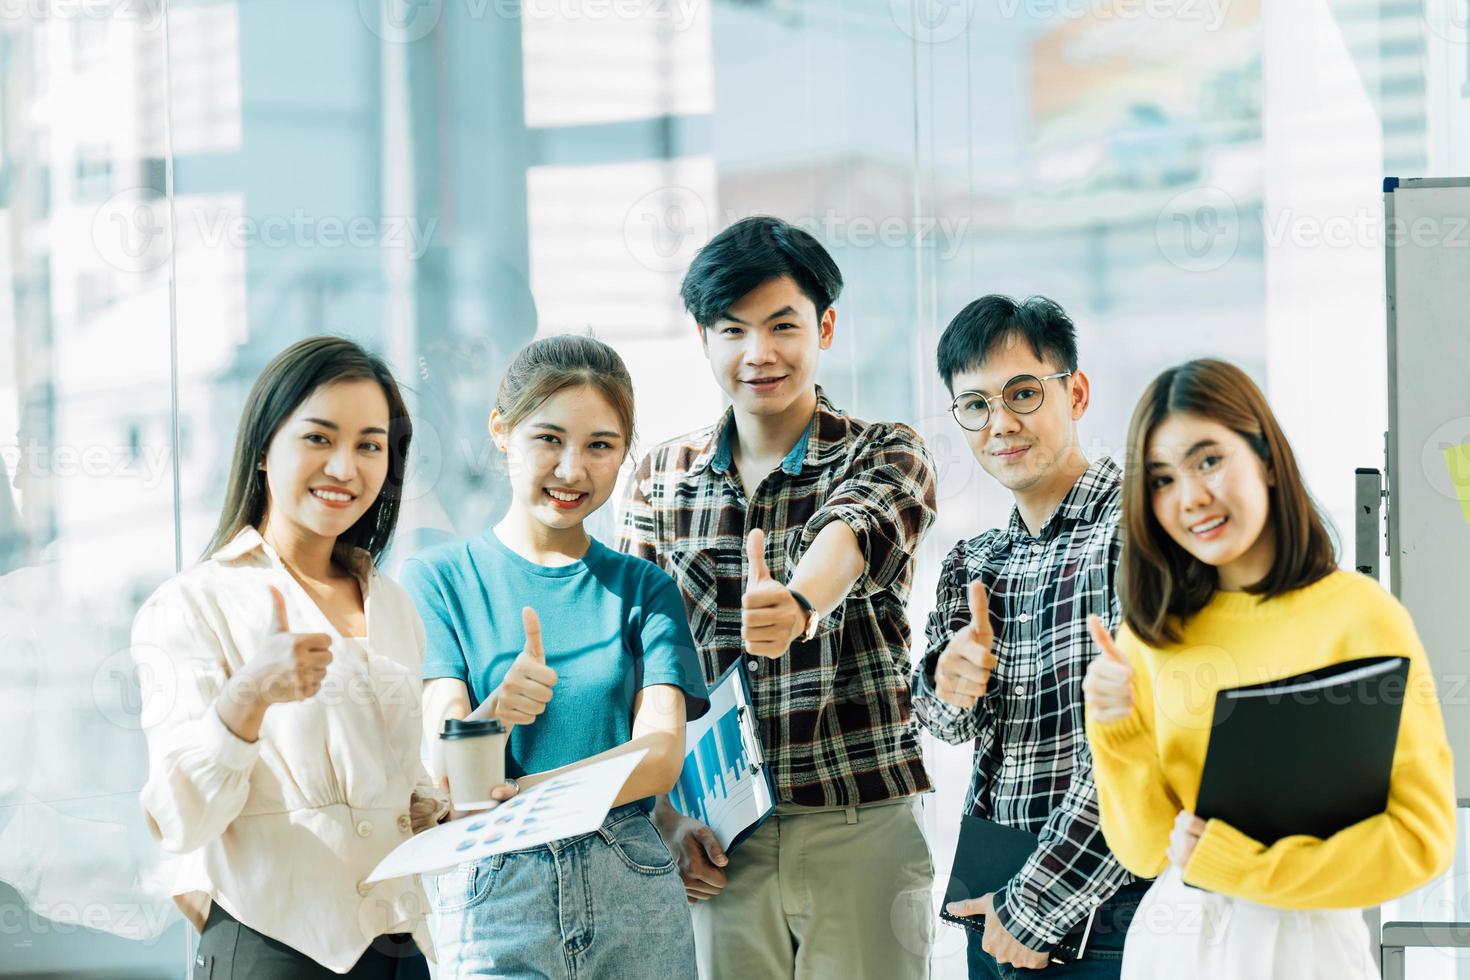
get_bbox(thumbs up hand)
[1082,615,1135,723]
[486,607,559,727]
[741,528,805,660]
[934,580,998,709]
[245,586,335,706]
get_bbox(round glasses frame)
[949,371,1073,432]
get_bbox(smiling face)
[1145,411,1277,591]
[700,275,835,419]
[491,383,627,533]
[948,335,1089,497]
[259,378,391,545]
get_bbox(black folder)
[940,814,1091,963]
[1194,655,1409,845]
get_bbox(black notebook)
[1194,655,1409,845]
[941,814,1092,963]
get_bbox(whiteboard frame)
[1384,177,1470,579]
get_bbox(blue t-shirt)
[402,530,709,793]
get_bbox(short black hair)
[936,294,1079,392]
[680,216,844,328]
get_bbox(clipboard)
[669,660,778,855]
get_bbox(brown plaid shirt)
[616,387,937,807]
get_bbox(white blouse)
[133,527,448,972]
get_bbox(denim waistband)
[492,802,648,858]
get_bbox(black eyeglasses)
[950,372,1072,432]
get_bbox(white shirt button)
[356,820,373,838]
[1004,755,1017,767]
[1030,544,1043,555]
[1018,613,1031,624]
[748,659,760,672]
[1014,685,1026,696]
[357,880,373,897]
[397,813,412,834]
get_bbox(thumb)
[696,825,728,866]
[1088,615,1128,666]
[521,607,545,662]
[966,581,990,638]
[269,586,290,633]
[745,528,770,585]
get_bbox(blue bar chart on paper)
[668,663,775,852]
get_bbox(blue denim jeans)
[425,804,696,980]
[965,881,1148,980]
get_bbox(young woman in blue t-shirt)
[404,335,709,979]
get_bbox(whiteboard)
[1385,177,1470,793]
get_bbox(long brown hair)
[1119,359,1337,646]
[205,336,412,565]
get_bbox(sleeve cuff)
[1085,704,1150,750]
[1183,818,1264,891]
[923,690,969,727]
[992,887,1063,951]
[205,705,263,771]
[805,506,877,596]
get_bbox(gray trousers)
[193,902,429,980]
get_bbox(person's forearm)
[517,731,684,807]
[214,674,269,743]
[651,793,680,824]
[422,678,473,782]
[786,520,864,618]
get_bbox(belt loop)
[844,806,858,825]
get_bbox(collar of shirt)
[1003,455,1123,544]
[211,525,375,590]
[691,385,850,480]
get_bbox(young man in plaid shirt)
[913,296,1149,978]
[618,216,938,978]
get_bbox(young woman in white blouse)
[133,337,448,978]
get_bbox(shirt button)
[357,880,373,897]
[356,820,373,838]
[748,659,760,672]
[397,813,412,834]
[1018,613,1031,624]
[1004,755,1017,767]
[1030,544,1043,555]
[1014,684,1026,696]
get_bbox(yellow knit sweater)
[1086,570,1456,908]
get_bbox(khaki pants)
[692,797,935,980]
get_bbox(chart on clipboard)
[668,660,776,854]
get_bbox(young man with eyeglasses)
[618,216,939,979]
[912,295,1148,978]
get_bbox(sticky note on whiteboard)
[1444,442,1470,524]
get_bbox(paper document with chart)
[668,660,776,854]
[364,749,647,882]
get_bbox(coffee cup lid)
[440,717,506,739]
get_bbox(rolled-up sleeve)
[132,584,259,854]
[805,424,937,602]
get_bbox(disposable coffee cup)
[440,717,508,811]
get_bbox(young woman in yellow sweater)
[1082,358,1455,978]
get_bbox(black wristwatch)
[787,588,820,642]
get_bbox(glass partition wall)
[3,0,1468,975]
